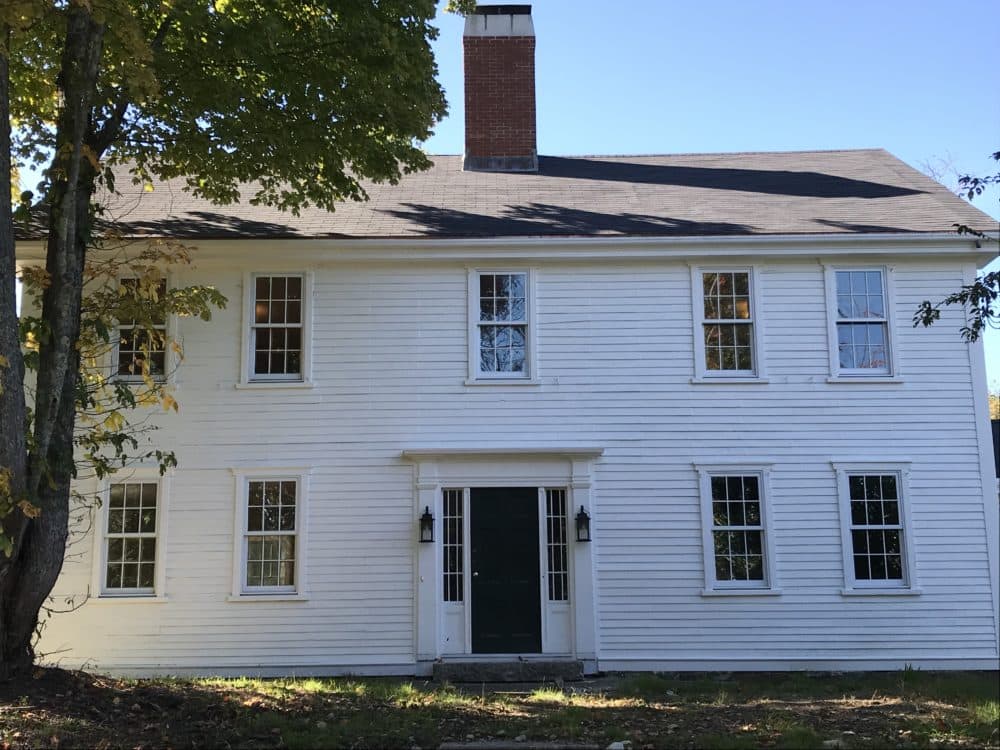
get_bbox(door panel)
[470,487,541,653]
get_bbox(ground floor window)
[545,488,569,601]
[232,469,309,597]
[834,462,915,592]
[443,488,464,602]
[103,480,159,595]
[696,465,776,592]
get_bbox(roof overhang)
[15,231,998,267]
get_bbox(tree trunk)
[0,27,27,496]
[0,7,105,678]
[0,24,31,679]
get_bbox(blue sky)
[423,0,1000,388]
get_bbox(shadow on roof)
[813,219,920,234]
[379,202,757,237]
[109,210,348,239]
[538,157,924,199]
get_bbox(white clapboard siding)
[38,254,999,673]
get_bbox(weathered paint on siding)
[39,255,999,673]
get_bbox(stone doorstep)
[439,744,600,750]
[432,660,585,683]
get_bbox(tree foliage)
[914,150,1000,342]
[0,0,451,676]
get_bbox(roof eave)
[14,230,998,266]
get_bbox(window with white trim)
[442,488,464,603]
[250,274,304,381]
[828,267,893,376]
[692,269,762,378]
[832,464,918,592]
[471,271,530,379]
[102,480,159,595]
[116,278,167,380]
[697,466,777,592]
[241,478,300,593]
[545,488,569,602]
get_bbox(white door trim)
[403,448,602,664]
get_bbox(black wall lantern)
[575,505,592,542]
[419,506,435,543]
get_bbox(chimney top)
[474,4,531,14]
[463,5,537,172]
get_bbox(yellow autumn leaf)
[161,393,178,412]
[17,500,41,519]
[103,411,124,431]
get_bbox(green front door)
[470,487,541,654]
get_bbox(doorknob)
[473,572,479,577]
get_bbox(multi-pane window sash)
[702,271,754,373]
[117,279,167,380]
[710,475,766,584]
[477,273,528,376]
[252,275,303,380]
[848,474,905,583]
[442,489,464,603]
[546,489,569,602]
[835,270,889,373]
[244,480,297,590]
[104,482,158,593]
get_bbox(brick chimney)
[463,5,537,172]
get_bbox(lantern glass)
[419,506,434,543]
[575,505,591,542]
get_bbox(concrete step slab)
[433,660,584,683]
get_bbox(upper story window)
[239,273,313,387]
[99,478,162,597]
[117,278,167,380]
[834,270,889,373]
[825,266,898,380]
[692,268,763,380]
[469,270,533,381]
[252,275,303,380]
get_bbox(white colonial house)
[22,5,1000,676]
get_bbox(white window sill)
[91,595,168,604]
[464,378,541,387]
[827,376,904,384]
[701,588,782,597]
[690,377,769,385]
[235,381,314,390]
[227,593,310,602]
[841,587,922,597]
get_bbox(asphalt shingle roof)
[43,149,1000,240]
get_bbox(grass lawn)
[0,668,996,749]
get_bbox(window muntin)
[710,475,765,584]
[834,270,890,373]
[243,479,297,590]
[117,279,167,380]
[476,272,528,377]
[545,488,569,602]
[700,270,755,374]
[251,275,303,380]
[848,474,904,582]
[442,489,464,603]
[104,481,158,594]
